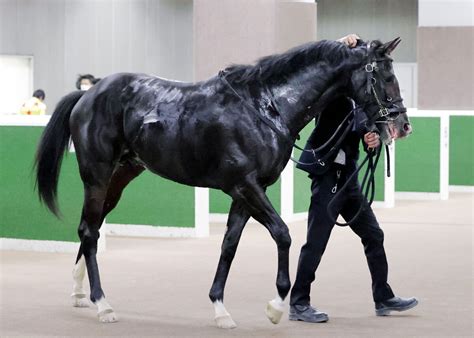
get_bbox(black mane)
[223,39,362,84]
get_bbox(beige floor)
[1,193,473,337]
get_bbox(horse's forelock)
[369,40,383,47]
[368,40,386,55]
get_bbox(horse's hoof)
[71,294,90,308]
[98,309,118,323]
[215,314,237,329]
[265,299,284,324]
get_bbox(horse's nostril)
[404,123,412,133]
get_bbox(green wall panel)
[0,127,82,242]
[449,116,474,186]
[209,189,232,214]
[210,181,281,215]
[293,168,312,214]
[293,122,315,213]
[106,173,195,228]
[395,117,440,192]
[1,125,195,246]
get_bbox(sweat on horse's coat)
[34,38,409,327]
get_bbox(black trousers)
[290,164,395,306]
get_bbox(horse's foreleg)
[209,200,249,329]
[239,181,292,325]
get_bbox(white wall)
[419,0,474,27]
[394,63,418,108]
[0,55,33,115]
[0,0,193,112]
[316,0,418,62]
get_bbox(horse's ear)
[381,37,401,55]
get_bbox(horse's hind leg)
[79,176,117,322]
[209,200,250,329]
[71,160,144,317]
[72,244,89,307]
[101,159,145,218]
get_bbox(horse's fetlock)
[209,289,223,303]
[277,280,291,298]
[90,289,104,303]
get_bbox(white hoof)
[96,297,117,323]
[98,309,118,323]
[72,294,90,308]
[215,314,237,329]
[265,297,285,324]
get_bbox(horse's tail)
[35,90,85,217]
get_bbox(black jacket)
[297,97,368,176]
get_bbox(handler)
[288,35,418,323]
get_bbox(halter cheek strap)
[363,59,406,123]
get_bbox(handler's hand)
[337,34,360,48]
[364,132,380,149]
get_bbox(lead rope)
[292,110,354,155]
[326,145,382,226]
[290,115,355,167]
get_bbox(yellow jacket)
[19,97,47,115]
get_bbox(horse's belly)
[130,121,223,188]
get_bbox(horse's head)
[349,38,412,145]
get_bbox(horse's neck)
[269,65,350,137]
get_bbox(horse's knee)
[221,233,240,260]
[276,230,291,250]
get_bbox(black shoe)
[375,296,418,316]
[289,304,329,323]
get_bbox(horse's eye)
[381,62,392,71]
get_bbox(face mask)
[80,84,92,91]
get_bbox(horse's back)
[67,71,278,190]
[122,76,247,187]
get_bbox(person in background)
[18,89,46,115]
[288,34,418,323]
[76,74,100,91]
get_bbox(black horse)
[35,38,410,328]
